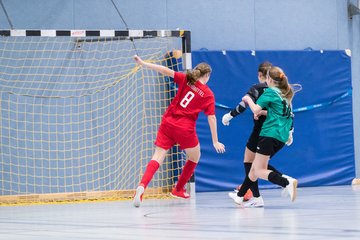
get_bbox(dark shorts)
[246,116,266,152]
[256,136,285,157]
[246,128,261,153]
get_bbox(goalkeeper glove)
[222,112,233,126]
[286,128,294,146]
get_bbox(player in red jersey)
[133,55,225,207]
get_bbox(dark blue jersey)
[230,82,268,131]
[247,82,268,103]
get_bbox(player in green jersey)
[229,66,298,206]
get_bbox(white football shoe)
[228,191,244,205]
[243,196,264,208]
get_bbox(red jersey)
[162,72,215,128]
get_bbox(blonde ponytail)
[186,63,212,85]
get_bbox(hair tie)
[279,73,285,79]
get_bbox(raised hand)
[133,55,143,65]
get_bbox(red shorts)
[155,121,198,150]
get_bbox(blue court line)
[216,89,352,113]
[166,77,352,113]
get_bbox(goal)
[0,29,192,205]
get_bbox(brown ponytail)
[186,63,212,85]
[258,61,272,77]
[269,66,294,102]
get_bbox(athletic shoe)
[170,187,190,199]
[228,191,244,205]
[281,175,294,197]
[285,177,298,202]
[243,196,264,208]
[133,185,145,208]
[234,184,253,201]
[282,174,294,180]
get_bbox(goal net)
[0,30,190,205]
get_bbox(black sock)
[268,171,289,188]
[237,175,256,197]
[244,163,260,197]
[268,164,282,176]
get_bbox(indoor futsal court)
[1,186,360,239]
[1,1,360,239]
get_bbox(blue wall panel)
[193,50,355,192]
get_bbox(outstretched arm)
[222,85,261,126]
[134,55,175,78]
[208,115,225,153]
[222,101,246,126]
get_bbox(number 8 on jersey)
[180,91,195,108]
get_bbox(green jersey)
[256,87,293,143]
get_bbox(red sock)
[176,160,197,191]
[140,160,160,188]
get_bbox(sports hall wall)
[0,0,359,189]
[193,50,354,191]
